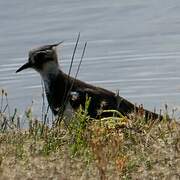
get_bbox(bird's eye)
[36,52,46,60]
[33,52,46,64]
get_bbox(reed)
[58,33,87,124]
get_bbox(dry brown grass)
[0,90,180,180]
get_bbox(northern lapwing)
[16,43,161,120]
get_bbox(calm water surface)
[1,0,180,118]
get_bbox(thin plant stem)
[68,32,81,77]
[1,90,4,112]
[57,42,87,124]
[5,93,11,119]
[41,79,46,121]
[57,33,81,123]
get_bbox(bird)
[16,43,161,120]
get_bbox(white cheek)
[31,57,35,64]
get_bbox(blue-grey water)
[1,0,180,118]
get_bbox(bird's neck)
[39,62,72,116]
[39,62,62,94]
[39,62,60,78]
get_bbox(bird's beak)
[16,62,32,73]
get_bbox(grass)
[0,89,180,180]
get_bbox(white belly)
[59,102,74,125]
[64,101,74,118]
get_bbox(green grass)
[0,89,180,180]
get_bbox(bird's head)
[16,42,63,74]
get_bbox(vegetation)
[0,89,180,180]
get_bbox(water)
[1,0,180,118]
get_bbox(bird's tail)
[116,94,163,121]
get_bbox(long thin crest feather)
[50,41,64,49]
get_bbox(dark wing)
[69,88,115,118]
